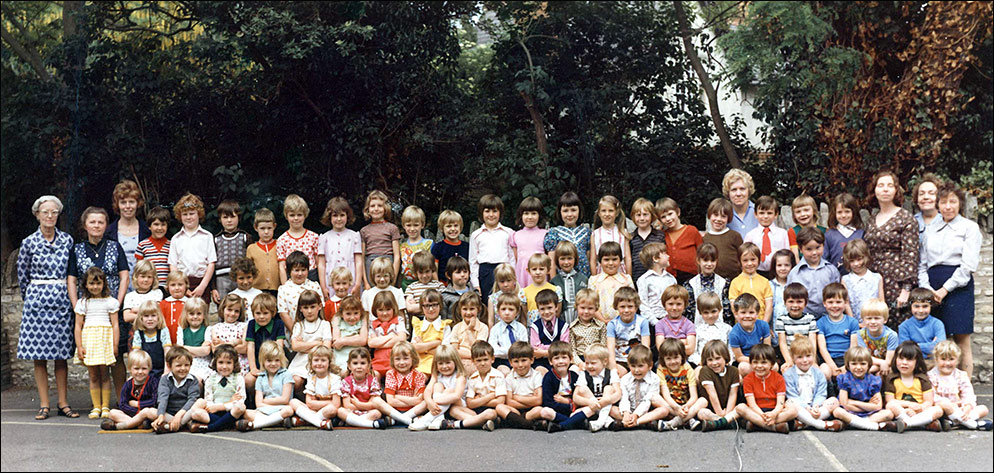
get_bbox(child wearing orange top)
[323,267,352,322]
[246,208,279,295]
[159,271,189,343]
[658,198,702,285]
[735,344,797,433]
[368,291,408,377]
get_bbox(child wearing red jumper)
[735,344,797,433]
[658,198,702,285]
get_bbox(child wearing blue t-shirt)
[897,288,946,359]
[728,293,771,377]
[605,287,650,377]
[816,283,859,381]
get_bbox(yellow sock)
[89,388,101,410]
[101,385,112,410]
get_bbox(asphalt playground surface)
[2,386,992,471]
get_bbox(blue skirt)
[927,265,974,335]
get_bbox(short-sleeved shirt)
[606,315,651,362]
[317,228,362,283]
[361,286,406,313]
[742,371,786,410]
[341,374,382,404]
[698,365,740,409]
[399,237,434,281]
[360,221,401,256]
[277,279,323,316]
[431,239,469,284]
[588,272,634,320]
[245,318,287,369]
[837,371,881,403]
[774,312,818,345]
[505,368,544,396]
[304,373,342,397]
[856,327,899,360]
[654,316,696,340]
[468,368,507,399]
[729,273,773,317]
[883,373,933,404]
[135,237,170,286]
[256,368,293,401]
[927,367,975,406]
[411,317,452,374]
[384,369,428,397]
[167,226,217,278]
[728,320,771,357]
[123,289,163,312]
[658,363,697,405]
[276,229,320,270]
[75,297,120,327]
[843,270,882,322]
[816,315,859,359]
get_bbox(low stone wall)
[1,290,90,387]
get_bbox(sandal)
[56,405,80,418]
[35,407,50,420]
[88,408,101,419]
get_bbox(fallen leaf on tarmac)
[656,465,669,468]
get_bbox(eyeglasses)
[38,210,60,216]
[421,303,440,309]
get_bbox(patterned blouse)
[544,225,592,277]
[864,209,918,328]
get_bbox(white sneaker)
[428,415,446,431]
[408,415,431,431]
[663,419,680,431]
[687,418,701,431]
[589,419,607,432]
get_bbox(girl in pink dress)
[510,197,548,288]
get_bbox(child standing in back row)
[213,200,251,303]
[168,194,216,300]
[277,195,320,284]
[591,195,631,276]
[550,241,588,325]
[658,198,702,285]
[135,207,172,291]
[399,206,433,290]
[360,190,401,289]
[246,208,280,295]
[510,197,548,289]
[470,194,515,304]
[317,197,364,298]
[629,198,666,286]
[702,198,743,280]
[432,210,470,285]
[825,193,864,274]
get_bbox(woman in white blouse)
[918,182,981,376]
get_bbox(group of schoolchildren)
[72,188,991,435]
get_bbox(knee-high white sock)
[796,407,827,430]
[386,407,413,425]
[345,413,376,428]
[948,407,964,422]
[294,406,325,427]
[906,411,934,428]
[846,416,879,431]
[817,406,833,420]
[666,416,685,428]
[597,406,612,422]
[253,412,285,429]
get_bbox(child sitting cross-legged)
[658,338,702,431]
[605,287,650,377]
[537,341,595,432]
[409,345,477,431]
[101,349,158,431]
[831,346,894,431]
[495,342,545,429]
[236,341,294,431]
[696,341,741,432]
[854,299,898,376]
[336,348,401,429]
[189,344,247,433]
[735,343,797,434]
[928,340,993,431]
[882,341,945,433]
[464,341,506,430]
[898,288,946,360]
[382,342,427,425]
[617,344,671,431]
[288,346,342,431]
[573,343,623,432]
[783,335,843,431]
[152,347,200,434]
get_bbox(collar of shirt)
[838,224,857,238]
[934,214,965,233]
[511,368,536,381]
[479,223,511,234]
[372,316,399,331]
[569,317,605,329]
[179,225,210,238]
[421,317,445,332]
[167,372,191,388]
[560,269,577,279]
[707,227,730,236]
[797,258,826,270]
[254,318,275,332]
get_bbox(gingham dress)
[17,228,75,360]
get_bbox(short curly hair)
[112,180,144,214]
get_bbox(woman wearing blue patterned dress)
[66,207,131,394]
[544,192,592,277]
[17,196,77,419]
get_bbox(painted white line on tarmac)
[802,431,848,472]
[2,421,95,427]
[177,432,342,472]
[2,421,340,471]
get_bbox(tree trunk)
[674,0,742,169]
[62,1,84,233]
[520,90,549,157]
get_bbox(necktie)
[219,376,228,387]
[545,320,555,335]
[507,324,516,343]
[761,227,772,262]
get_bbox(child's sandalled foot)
[662,418,680,431]
[745,421,756,432]
[824,420,844,432]
[189,422,209,433]
[700,418,728,432]
[589,418,609,432]
[532,419,549,432]
[100,419,116,431]
[88,408,101,419]
[284,416,306,428]
[774,422,789,434]
[101,407,111,419]
[408,416,431,431]
[925,420,942,432]
[427,415,446,431]
[793,420,805,431]
[236,419,252,432]
[319,419,335,431]
[141,420,152,430]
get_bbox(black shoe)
[547,422,564,433]
[236,419,252,432]
[532,419,548,431]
